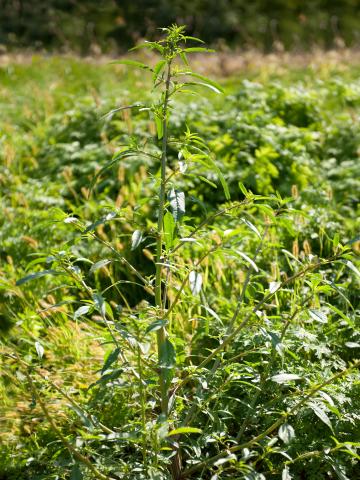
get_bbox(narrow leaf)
[278,423,295,444]
[146,319,168,334]
[309,403,333,431]
[74,305,91,320]
[153,59,166,81]
[164,211,175,250]
[168,427,202,436]
[102,347,121,374]
[243,218,261,238]
[112,59,152,71]
[90,259,111,274]
[271,373,301,383]
[159,338,176,369]
[70,463,83,480]
[16,270,60,286]
[308,309,328,324]
[186,72,224,93]
[183,47,215,53]
[35,342,44,360]
[168,189,185,222]
[155,115,163,140]
[131,230,143,250]
[189,271,202,295]
[344,260,360,281]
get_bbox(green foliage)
[1,28,360,480]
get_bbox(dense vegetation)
[0,28,359,480]
[1,0,360,52]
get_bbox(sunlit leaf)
[131,230,143,251]
[278,423,295,444]
[271,373,301,383]
[168,189,185,222]
[189,271,202,295]
[167,427,202,436]
[35,341,44,360]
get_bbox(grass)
[0,45,359,480]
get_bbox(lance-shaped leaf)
[16,269,61,286]
[153,59,166,82]
[131,230,143,250]
[35,341,44,360]
[176,71,224,93]
[278,423,295,444]
[164,211,176,250]
[168,189,185,222]
[101,347,121,374]
[89,259,112,274]
[271,373,301,383]
[189,271,202,295]
[112,59,153,71]
[182,47,215,53]
[159,338,176,369]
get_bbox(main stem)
[155,61,172,417]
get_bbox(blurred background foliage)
[0,0,359,53]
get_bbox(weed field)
[0,34,359,480]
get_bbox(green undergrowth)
[0,50,359,480]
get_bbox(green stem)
[155,60,172,417]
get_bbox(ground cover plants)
[0,26,360,480]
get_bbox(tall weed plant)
[4,25,360,480]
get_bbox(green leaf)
[167,427,202,436]
[153,59,166,82]
[278,423,295,444]
[186,72,224,93]
[198,175,217,188]
[89,259,111,274]
[83,211,117,234]
[183,47,215,53]
[74,305,91,320]
[164,211,175,250]
[35,342,44,360]
[112,59,152,71]
[179,52,189,66]
[16,269,60,286]
[184,36,205,43]
[344,259,360,281]
[101,347,121,374]
[189,271,202,295]
[204,156,230,200]
[130,41,164,54]
[271,373,301,383]
[308,309,328,324]
[155,114,163,140]
[168,189,185,222]
[182,81,222,94]
[93,293,106,318]
[159,338,176,369]
[67,404,93,430]
[243,218,261,238]
[70,463,83,480]
[146,319,168,334]
[131,230,143,250]
[309,403,333,431]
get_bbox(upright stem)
[155,60,172,416]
